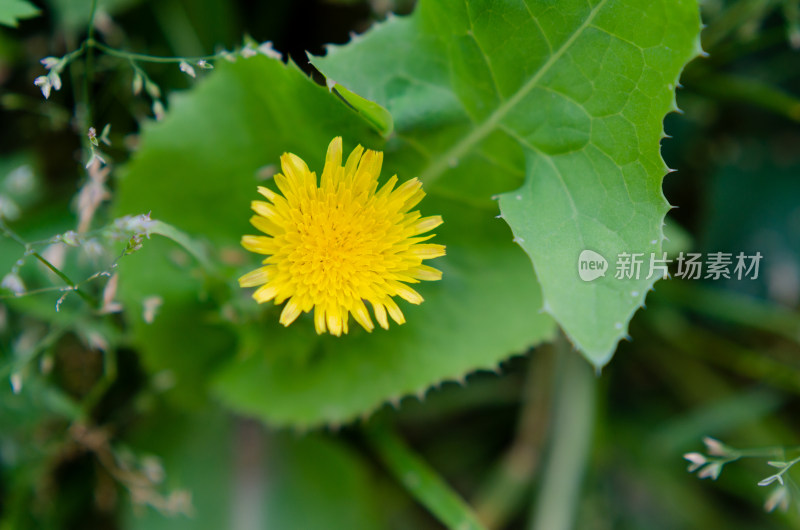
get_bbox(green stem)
[89,40,223,64]
[529,339,596,530]
[652,282,800,345]
[363,422,488,530]
[84,0,99,129]
[472,344,557,528]
[0,219,98,307]
[734,447,800,458]
[701,0,778,50]
[686,71,800,123]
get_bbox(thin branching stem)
[0,218,98,307]
[363,421,488,530]
[89,40,225,64]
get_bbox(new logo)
[578,250,608,282]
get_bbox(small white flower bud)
[152,100,165,121]
[60,230,80,247]
[48,71,62,91]
[702,437,729,456]
[34,76,51,99]
[132,71,143,95]
[179,61,196,78]
[145,80,161,99]
[40,56,59,69]
[197,60,213,69]
[683,452,707,472]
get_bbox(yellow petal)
[241,235,276,254]
[409,244,446,259]
[253,283,278,303]
[408,265,442,281]
[281,152,311,184]
[351,299,374,332]
[384,297,405,325]
[390,281,423,305]
[344,145,364,178]
[321,137,343,188]
[279,298,302,326]
[239,266,271,287]
[249,215,281,236]
[327,311,343,336]
[371,301,389,329]
[314,308,327,334]
[409,215,443,235]
[251,200,279,219]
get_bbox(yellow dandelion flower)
[239,137,446,336]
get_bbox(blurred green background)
[1,0,800,529]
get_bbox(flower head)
[239,137,445,335]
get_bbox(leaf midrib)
[418,0,609,186]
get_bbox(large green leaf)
[312,0,702,366]
[114,56,555,427]
[213,195,555,428]
[0,0,39,28]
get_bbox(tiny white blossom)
[48,71,62,91]
[683,452,707,472]
[34,76,51,99]
[60,230,80,247]
[152,100,165,121]
[240,45,257,58]
[179,61,196,78]
[257,41,282,60]
[702,437,729,456]
[145,80,161,99]
[40,56,60,69]
[115,213,155,235]
[132,71,143,95]
[196,60,213,69]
